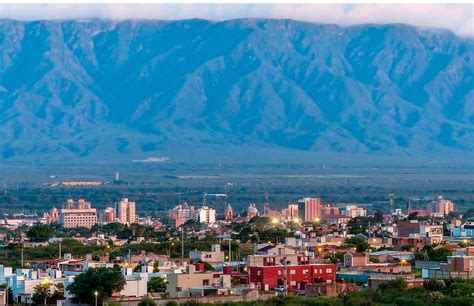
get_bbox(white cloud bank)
[1,3,473,37]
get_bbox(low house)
[166,264,231,298]
[189,244,225,264]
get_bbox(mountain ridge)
[0,18,473,163]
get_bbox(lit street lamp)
[400,259,407,276]
[94,291,98,306]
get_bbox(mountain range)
[0,18,473,163]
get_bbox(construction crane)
[202,193,227,206]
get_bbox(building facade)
[195,206,216,224]
[59,199,97,229]
[116,198,136,224]
[303,198,322,222]
[249,263,336,292]
[169,203,196,228]
[344,205,367,218]
[427,196,454,217]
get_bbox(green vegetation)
[66,267,126,304]
[27,224,54,242]
[147,276,167,293]
[32,282,51,304]
[345,236,369,252]
[414,246,452,262]
[160,279,474,306]
[138,296,156,306]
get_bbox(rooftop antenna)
[264,192,270,216]
[389,193,395,214]
[202,193,207,207]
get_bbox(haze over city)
[0,2,473,306]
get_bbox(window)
[303,269,309,275]
[290,270,296,275]
[326,268,332,273]
[278,270,282,275]
[257,270,262,276]
[203,279,210,286]
[176,287,182,292]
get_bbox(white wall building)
[195,206,216,224]
[189,244,224,264]
[344,205,367,218]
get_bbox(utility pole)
[228,234,232,263]
[59,241,62,259]
[181,229,184,263]
[283,258,288,296]
[21,247,24,267]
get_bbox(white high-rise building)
[116,198,136,224]
[344,205,367,218]
[195,206,216,224]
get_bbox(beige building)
[420,224,444,244]
[166,264,231,298]
[59,199,97,228]
[427,195,454,217]
[189,244,225,264]
[116,198,136,224]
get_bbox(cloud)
[1,3,472,37]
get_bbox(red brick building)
[249,263,336,292]
[391,237,425,251]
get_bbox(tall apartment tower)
[303,198,322,222]
[116,198,136,224]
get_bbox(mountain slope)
[0,19,473,162]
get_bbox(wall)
[107,289,273,306]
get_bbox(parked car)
[296,289,306,295]
[274,285,285,292]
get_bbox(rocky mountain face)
[0,19,473,162]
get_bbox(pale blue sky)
[1,3,473,37]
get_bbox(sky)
[1,3,473,37]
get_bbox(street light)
[314,217,320,223]
[272,218,279,225]
[400,259,407,276]
[94,291,98,306]
[41,278,50,305]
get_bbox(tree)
[194,260,214,271]
[147,276,167,293]
[374,210,384,224]
[138,296,156,306]
[346,236,369,252]
[347,217,368,235]
[401,244,415,251]
[27,224,54,243]
[66,267,126,304]
[32,282,51,304]
[424,279,446,291]
[52,282,64,299]
[152,262,160,273]
[445,282,474,298]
